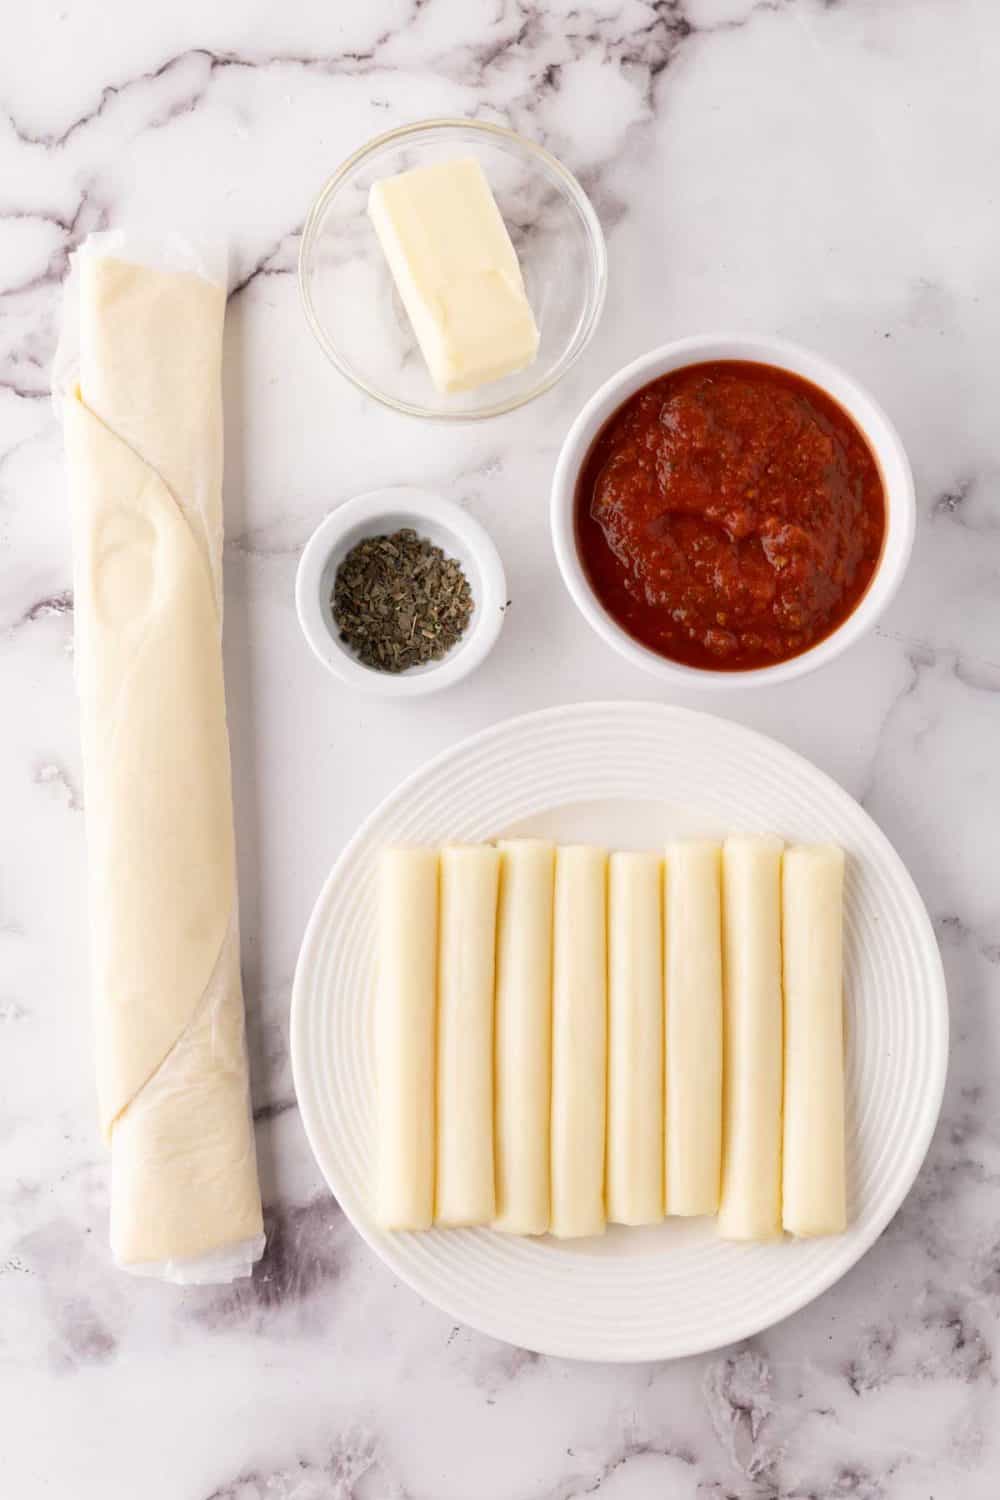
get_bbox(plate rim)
[290,700,949,1361]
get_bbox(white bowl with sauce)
[550,334,916,689]
[296,487,507,697]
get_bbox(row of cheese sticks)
[375,836,845,1239]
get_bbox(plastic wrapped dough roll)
[782,845,847,1236]
[550,845,608,1239]
[59,235,264,1281]
[718,835,784,1241]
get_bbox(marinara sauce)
[575,361,886,671]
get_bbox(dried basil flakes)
[332,528,474,673]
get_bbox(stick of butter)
[368,157,540,394]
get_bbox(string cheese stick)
[375,848,439,1231]
[493,840,555,1235]
[551,845,608,1239]
[782,844,847,1237]
[436,844,500,1227]
[718,835,784,1241]
[664,840,723,1217]
[607,852,664,1226]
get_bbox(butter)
[368,157,540,394]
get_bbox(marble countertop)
[3,1,999,1495]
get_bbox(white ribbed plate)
[290,702,947,1361]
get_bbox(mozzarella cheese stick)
[550,845,608,1239]
[664,840,723,1217]
[435,844,500,1226]
[493,840,555,1235]
[718,835,784,1240]
[782,844,847,1237]
[607,852,664,1226]
[376,848,439,1231]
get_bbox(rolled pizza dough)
[63,245,263,1278]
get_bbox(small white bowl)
[296,487,507,697]
[551,334,916,689]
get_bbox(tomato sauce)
[574,361,886,671]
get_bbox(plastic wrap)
[56,231,264,1285]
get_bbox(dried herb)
[331,527,474,672]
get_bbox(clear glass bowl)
[298,119,607,421]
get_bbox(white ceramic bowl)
[551,335,916,688]
[295,487,507,697]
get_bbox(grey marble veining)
[2,1,1000,1496]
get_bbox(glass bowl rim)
[297,117,609,422]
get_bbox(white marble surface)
[2,0,999,1495]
